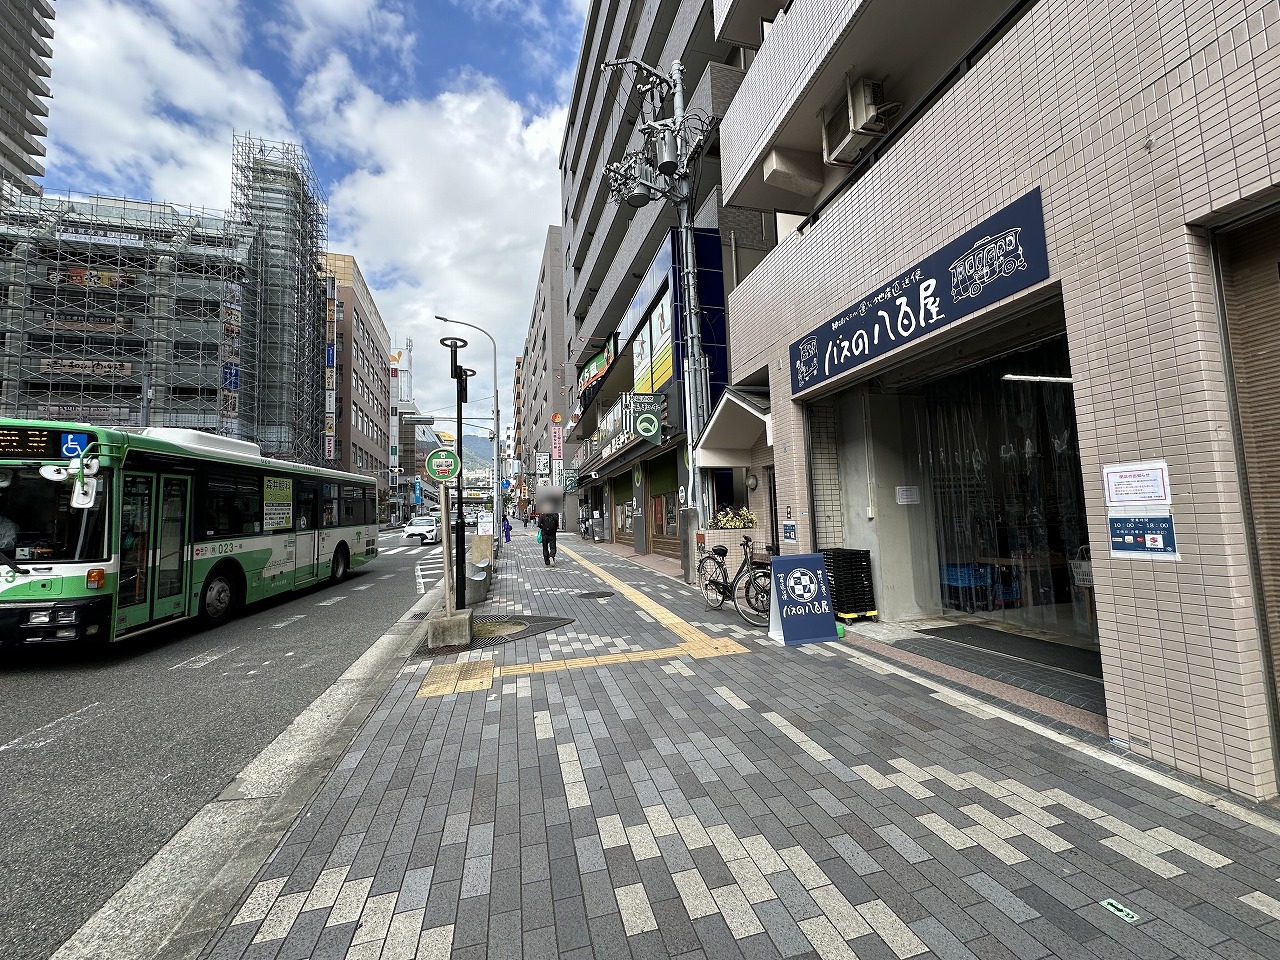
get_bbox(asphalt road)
[0,529,456,960]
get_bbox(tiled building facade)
[713,0,1280,799]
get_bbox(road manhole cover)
[577,591,614,599]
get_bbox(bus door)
[294,481,321,585]
[115,473,191,634]
[153,475,191,619]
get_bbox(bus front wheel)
[331,546,349,583]
[199,565,241,624]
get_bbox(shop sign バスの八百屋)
[789,189,1050,395]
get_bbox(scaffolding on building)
[0,192,258,433]
[231,134,328,465]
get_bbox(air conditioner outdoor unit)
[822,76,887,165]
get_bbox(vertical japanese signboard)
[219,282,243,436]
[323,279,337,459]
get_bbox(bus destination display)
[0,427,95,458]
[0,427,56,457]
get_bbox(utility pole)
[442,336,470,610]
[600,57,715,537]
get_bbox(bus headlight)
[56,609,77,623]
[27,611,52,625]
[86,569,105,589]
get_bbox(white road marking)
[378,574,396,580]
[170,646,240,670]
[1,703,104,752]
[415,558,442,594]
[270,616,306,629]
[382,547,409,555]
[351,584,372,591]
[316,596,346,606]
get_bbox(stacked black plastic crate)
[822,548,877,621]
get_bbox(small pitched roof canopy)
[695,387,772,468]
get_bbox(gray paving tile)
[200,537,1280,960]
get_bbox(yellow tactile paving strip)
[416,545,748,698]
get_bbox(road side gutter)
[51,583,444,960]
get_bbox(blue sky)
[41,0,588,432]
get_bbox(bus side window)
[342,485,362,525]
[321,483,340,529]
[209,473,262,536]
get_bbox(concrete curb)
[51,585,446,960]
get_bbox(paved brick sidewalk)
[200,530,1280,959]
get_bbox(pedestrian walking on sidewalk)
[538,510,559,566]
[502,515,511,543]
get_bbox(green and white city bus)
[0,418,379,644]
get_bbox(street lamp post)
[437,315,501,552]
[601,57,715,580]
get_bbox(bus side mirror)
[70,476,98,510]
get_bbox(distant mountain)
[460,433,493,471]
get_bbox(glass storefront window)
[651,493,678,538]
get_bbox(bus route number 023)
[197,542,239,559]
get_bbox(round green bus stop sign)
[426,449,461,483]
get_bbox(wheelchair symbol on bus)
[60,433,89,457]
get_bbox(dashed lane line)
[1,703,105,752]
[171,646,240,669]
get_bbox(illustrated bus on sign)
[0,418,379,644]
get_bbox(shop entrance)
[918,338,1098,648]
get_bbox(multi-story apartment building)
[708,0,1280,800]
[325,253,391,512]
[510,357,524,510]
[516,227,576,518]
[0,0,53,195]
[559,0,769,567]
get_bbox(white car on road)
[404,516,440,544]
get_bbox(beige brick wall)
[723,0,1280,798]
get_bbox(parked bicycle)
[698,534,774,627]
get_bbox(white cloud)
[298,53,565,425]
[44,0,292,207]
[276,0,414,73]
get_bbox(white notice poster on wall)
[1102,460,1172,507]
[895,486,920,505]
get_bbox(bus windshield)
[0,467,109,563]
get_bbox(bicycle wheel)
[698,554,728,608]
[734,568,772,627]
